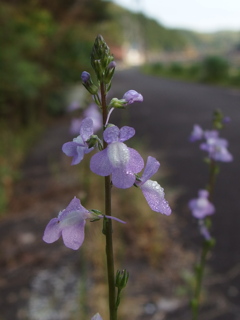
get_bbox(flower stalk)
[100,81,117,320]
[189,110,232,320]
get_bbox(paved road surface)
[112,68,240,305]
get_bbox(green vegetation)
[178,29,240,55]
[0,0,111,212]
[142,56,240,87]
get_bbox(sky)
[111,0,240,33]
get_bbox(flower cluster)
[189,123,233,162]
[43,35,171,251]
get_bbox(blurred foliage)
[0,0,111,212]
[142,55,240,87]
[0,1,108,127]
[109,3,187,53]
[200,56,229,82]
[178,29,240,55]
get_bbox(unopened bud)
[81,71,91,84]
[122,90,143,105]
[115,269,129,289]
[81,71,99,95]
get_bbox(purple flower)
[200,137,233,162]
[135,156,171,215]
[90,125,144,188]
[83,103,102,132]
[189,124,204,142]
[91,314,103,320]
[62,117,94,165]
[188,190,215,219]
[122,90,143,105]
[43,197,93,250]
[43,197,125,250]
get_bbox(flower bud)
[108,61,117,70]
[81,71,99,95]
[104,60,116,85]
[115,269,129,289]
[81,71,91,84]
[91,35,112,79]
[122,90,143,105]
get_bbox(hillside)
[178,29,240,55]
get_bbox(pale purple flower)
[188,190,215,219]
[90,125,144,188]
[122,90,143,105]
[62,117,94,165]
[200,137,233,162]
[43,197,93,250]
[69,104,102,136]
[91,314,103,320]
[189,124,204,142]
[43,197,125,250]
[135,156,171,215]
[83,103,102,132]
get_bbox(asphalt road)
[111,68,240,275]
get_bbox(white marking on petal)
[107,142,130,168]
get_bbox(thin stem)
[191,159,217,320]
[100,82,117,320]
[191,241,211,320]
[207,159,217,202]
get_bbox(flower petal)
[90,149,112,176]
[62,220,86,250]
[140,156,160,184]
[122,90,143,104]
[127,148,144,173]
[80,117,94,141]
[43,218,62,243]
[103,126,120,144]
[189,124,204,142]
[59,197,89,220]
[119,126,135,142]
[91,313,103,320]
[62,142,78,157]
[107,142,130,168]
[141,180,171,215]
[112,167,136,189]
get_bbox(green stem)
[207,159,217,201]
[191,241,211,320]
[191,159,217,320]
[100,82,117,320]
